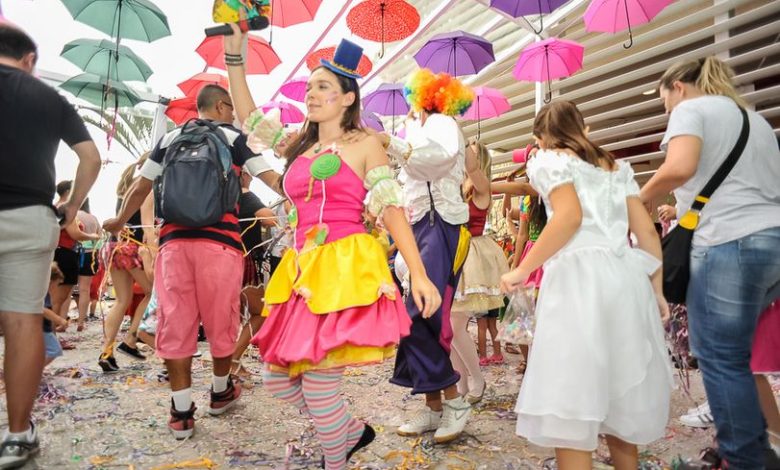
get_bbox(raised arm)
[223,24,256,125]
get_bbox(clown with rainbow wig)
[374,68,476,443]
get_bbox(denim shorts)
[44,331,63,359]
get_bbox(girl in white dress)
[500,100,673,469]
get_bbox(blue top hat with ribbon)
[320,39,364,80]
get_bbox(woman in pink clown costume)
[224,30,442,470]
[501,101,673,468]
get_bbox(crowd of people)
[0,20,779,470]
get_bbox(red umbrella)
[196,35,281,75]
[270,0,322,27]
[306,46,373,77]
[165,97,198,125]
[346,0,420,58]
[177,72,228,97]
[261,101,305,125]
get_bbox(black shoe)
[117,342,146,360]
[98,353,119,373]
[0,422,40,470]
[320,423,376,468]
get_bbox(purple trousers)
[391,212,464,394]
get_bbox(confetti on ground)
[0,308,758,469]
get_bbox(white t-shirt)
[661,95,780,246]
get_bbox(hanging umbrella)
[261,101,305,125]
[513,37,584,103]
[462,86,510,139]
[363,83,409,133]
[306,46,373,77]
[61,38,153,82]
[177,72,229,97]
[489,0,568,34]
[270,0,321,27]
[61,0,171,43]
[165,97,199,126]
[197,35,281,75]
[584,0,674,48]
[414,31,495,77]
[60,73,142,108]
[279,76,309,102]
[361,110,385,132]
[347,0,420,58]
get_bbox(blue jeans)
[688,226,780,469]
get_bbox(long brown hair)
[659,56,747,108]
[532,100,614,168]
[283,66,363,173]
[116,152,150,197]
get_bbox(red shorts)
[751,301,780,374]
[108,241,143,271]
[154,240,243,360]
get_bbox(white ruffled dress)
[515,150,673,450]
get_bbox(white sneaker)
[434,396,471,443]
[685,401,709,415]
[397,407,442,436]
[679,402,714,428]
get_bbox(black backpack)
[153,119,241,227]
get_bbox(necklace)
[313,134,344,153]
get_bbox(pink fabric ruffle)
[521,240,544,288]
[251,292,411,369]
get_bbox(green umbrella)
[61,38,153,82]
[61,0,171,43]
[60,73,142,108]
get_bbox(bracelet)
[225,60,244,67]
[225,53,243,59]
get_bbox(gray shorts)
[0,206,59,314]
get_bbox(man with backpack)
[103,84,277,439]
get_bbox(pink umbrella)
[177,72,228,97]
[513,37,584,103]
[270,0,322,27]
[261,101,305,124]
[279,76,308,103]
[583,0,674,49]
[462,86,510,139]
[196,35,281,75]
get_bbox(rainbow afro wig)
[404,68,474,117]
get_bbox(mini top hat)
[320,39,364,80]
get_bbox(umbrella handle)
[378,3,386,59]
[622,1,634,49]
[531,0,544,35]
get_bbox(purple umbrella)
[363,83,409,133]
[261,101,306,124]
[279,75,308,103]
[513,37,584,103]
[414,31,495,77]
[361,110,385,132]
[489,0,568,34]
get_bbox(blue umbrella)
[414,31,494,77]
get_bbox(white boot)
[434,396,471,443]
[397,406,442,436]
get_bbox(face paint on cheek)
[324,92,339,104]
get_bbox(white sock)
[3,426,34,443]
[171,388,192,412]
[212,374,229,393]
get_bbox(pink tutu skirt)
[521,240,544,288]
[252,292,411,376]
